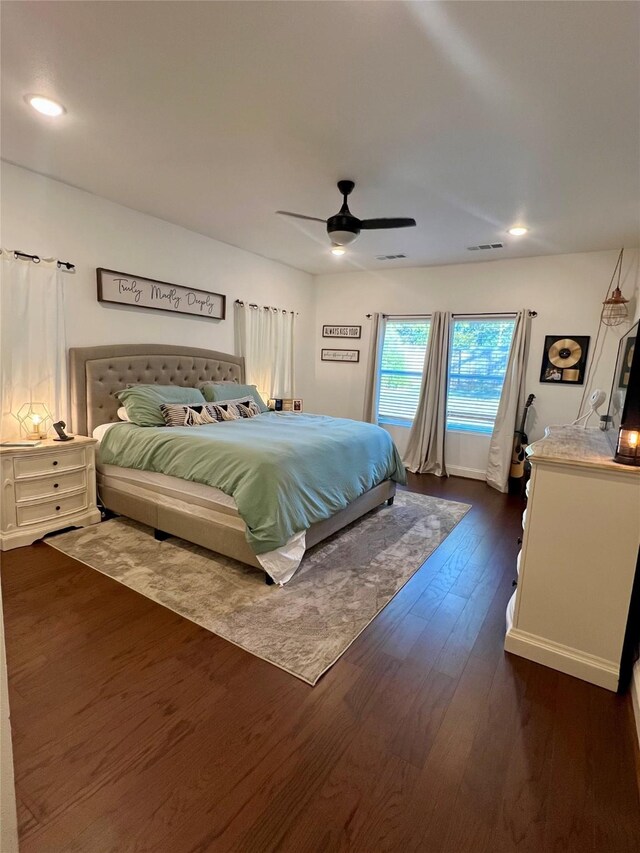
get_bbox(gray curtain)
[486,309,531,493]
[362,312,385,423]
[403,311,451,476]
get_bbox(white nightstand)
[0,436,101,550]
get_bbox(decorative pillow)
[160,402,240,427]
[199,382,269,413]
[115,385,206,427]
[116,406,130,422]
[222,397,261,418]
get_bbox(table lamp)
[15,402,52,440]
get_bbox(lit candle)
[615,426,640,466]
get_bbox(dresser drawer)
[15,469,86,502]
[14,447,85,479]
[16,492,88,527]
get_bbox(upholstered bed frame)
[70,344,246,437]
[69,345,395,576]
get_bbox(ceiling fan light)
[331,246,346,256]
[328,230,358,246]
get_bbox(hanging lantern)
[602,286,629,327]
[602,249,629,327]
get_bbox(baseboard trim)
[505,627,619,692]
[447,465,486,481]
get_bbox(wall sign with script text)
[322,325,361,339]
[321,348,360,363]
[97,268,226,320]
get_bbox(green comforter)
[97,412,406,554]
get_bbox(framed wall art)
[321,348,360,363]
[97,268,225,320]
[617,327,637,389]
[539,335,590,384]
[322,325,361,339]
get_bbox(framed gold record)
[540,335,590,384]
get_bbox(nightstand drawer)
[14,447,85,479]
[15,470,86,502]
[16,492,88,527]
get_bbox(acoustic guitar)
[508,393,535,495]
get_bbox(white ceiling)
[2,1,639,275]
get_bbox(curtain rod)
[366,310,537,319]
[235,298,297,315]
[0,248,75,273]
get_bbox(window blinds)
[377,318,431,424]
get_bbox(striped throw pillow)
[221,397,262,418]
[160,402,239,427]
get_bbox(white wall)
[0,162,315,410]
[314,250,639,477]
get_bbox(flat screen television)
[606,320,638,450]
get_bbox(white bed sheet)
[92,422,306,584]
[99,463,239,512]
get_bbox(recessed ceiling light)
[25,94,66,117]
[331,246,346,256]
[508,226,528,236]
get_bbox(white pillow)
[117,406,130,421]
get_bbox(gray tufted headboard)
[69,344,245,436]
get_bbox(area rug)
[47,491,470,684]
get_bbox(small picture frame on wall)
[539,335,590,384]
[321,348,360,363]
[322,325,361,339]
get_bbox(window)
[446,317,516,434]
[377,318,431,425]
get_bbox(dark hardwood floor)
[2,475,639,852]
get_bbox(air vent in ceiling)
[375,253,407,260]
[467,243,503,251]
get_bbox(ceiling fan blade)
[276,211,326,223]
[359,218,417,230]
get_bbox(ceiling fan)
[277,180,416,254]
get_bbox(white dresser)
[505,425,640,691]
[0,436,101,550]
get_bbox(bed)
[69,344,402,584]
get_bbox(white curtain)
[362,312,385,423]
[0,252,68,440]
[486,309,531,493]
[403,311,451,476]
[234,302,295,399]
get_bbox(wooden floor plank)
[542,676,596,851]
[485,663,558,852]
